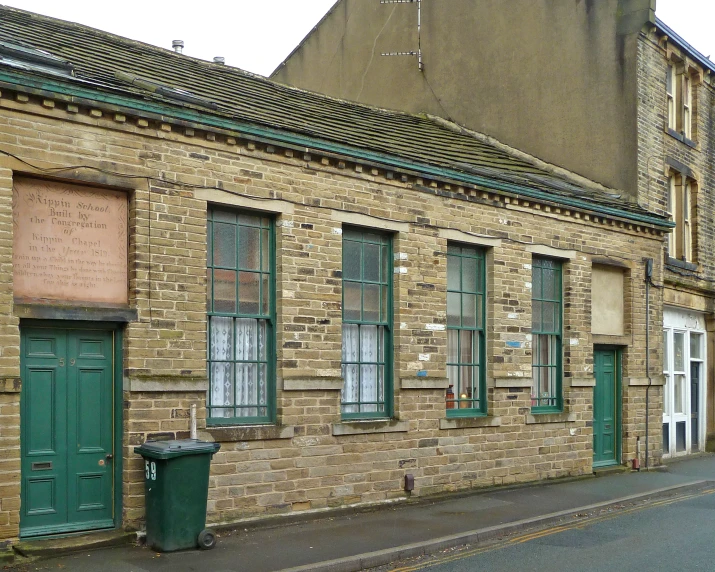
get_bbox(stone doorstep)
[592,464,630,477]
[13,529,137,560]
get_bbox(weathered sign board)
[13,177,128,305]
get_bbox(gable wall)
[273,0,647,197]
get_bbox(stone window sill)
[666,257,698,272]
[203,424,294,442]
[440,416,501,430]
[332,419,409,436]
[665,127,698,149]
[526,412,576,424]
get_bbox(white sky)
[3,0,715,76]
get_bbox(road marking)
[388,487,715,572]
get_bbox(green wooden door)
[593,349,620,468]
[21,327,115,537]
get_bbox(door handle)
[106,454,113,461]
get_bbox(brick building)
[274,0,715,459]
[0,6,669,543]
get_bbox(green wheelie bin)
[134,439,221,552]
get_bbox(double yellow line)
[390,488,715,572]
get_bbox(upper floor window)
[531,256,562,412]
[207,208,275,425]
[341,228,393,418]
[667,173,695,263]
[446,244,486,416]
[667,65,676,131]
[666,59,697,141]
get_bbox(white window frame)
[682,74,692,139]
[667,65,676,130]
[683,181,692,262]
[662,315,707,458]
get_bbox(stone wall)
[0,87,664,537]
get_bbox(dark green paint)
[134,441,220,552]
[21,326,118,537]
[593,348,621,468]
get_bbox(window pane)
[663,374,671,415]
[261,229,270,271]
[447,255,460,291]
[213,223,236,268]
[343,282,361,321]
[213,269,237,313]
[239,225,260,270]
[364,243,380,282]
[690,333,702,360]
[262,273,271,315]
[462,294,477,328]
[238,272,260,314]
[235,318,258,361]
[343,241,362,280]
[381,243,390,282]
[532,264,542,298]
[447,329,459,363]
[676,421,686,452]
[462,257,477,292]
[460,330,474,364]
[447,293,461,327]
[542,269,556,299]
[663,330,669,371]
[674,374,685,413]
[532,300,542,329]
[206,268,213,310]
[674,333,685,371]
[364,283,380,322]
[213,210,236,224]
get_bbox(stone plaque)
[13,177,128,305]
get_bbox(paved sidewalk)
[11,455,715,572]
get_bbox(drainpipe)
[645,258,654,469]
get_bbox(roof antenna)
[172,40,184,54]
[380,0,423,71]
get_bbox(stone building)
[273,0,715,459]
[0,6,669,544]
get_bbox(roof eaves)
[0,66,672,231]
[654,16,715,74]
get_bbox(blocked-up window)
[446,244,486,415]
[531,256,562,412]
[207,208,274,424]
[341,228,392,418]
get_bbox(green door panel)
[593,349,620,468]
[21,327,115,537]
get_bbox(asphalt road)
[381,486,715,572]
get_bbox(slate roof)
[0,5,666,224]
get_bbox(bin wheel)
[198,528,217,550]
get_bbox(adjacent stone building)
[0,6,669,544]
[273,0,715,459]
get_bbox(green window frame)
[446,244,487,416]
[341,228,393,418]
[206,207,275,425]
[531,256,563,412]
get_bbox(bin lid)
[134,439,220,459]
